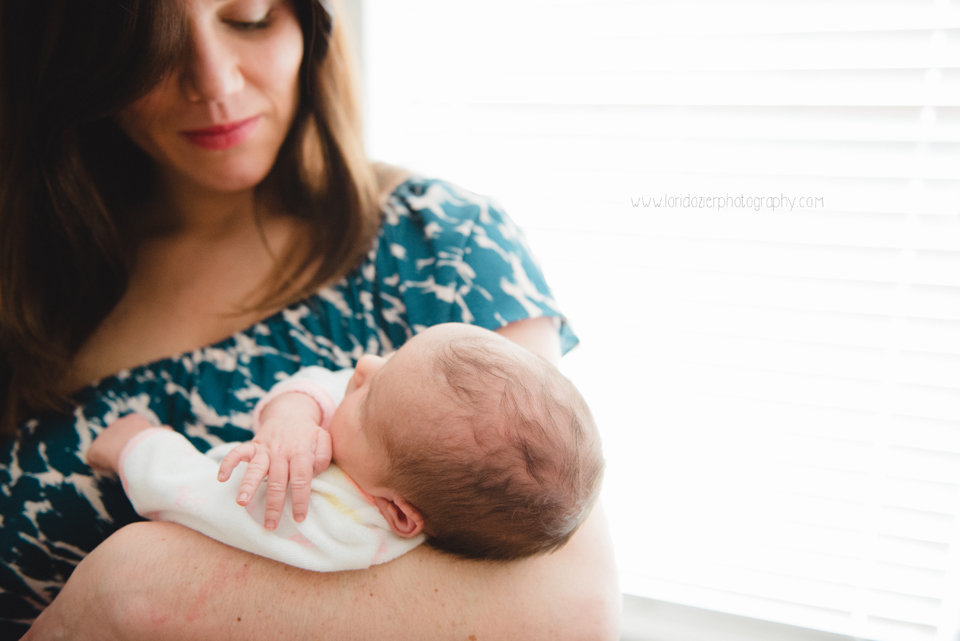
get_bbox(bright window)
[358,2,960,639]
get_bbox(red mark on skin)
[469,636,477,641]
[147,611,169,628]
[183,559,251,623]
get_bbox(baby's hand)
[218,392,332,529]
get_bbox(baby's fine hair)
[378,332,604,561]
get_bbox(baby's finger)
[235,446,271,506]
[313,431,333,476]
[288,452,314,523]
[218,442,256,482]
[263,456,289,530]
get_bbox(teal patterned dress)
[0,177,577,635]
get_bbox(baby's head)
[328,323,604,561]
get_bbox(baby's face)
[327,339,437,493]
[326,353,392,494]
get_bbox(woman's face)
[115,0,304,195]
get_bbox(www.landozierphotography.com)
[631,193,826,212]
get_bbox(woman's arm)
[26,317,621,640]
[27,504,619,640]
[495,316,563,365]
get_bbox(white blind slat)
[393,1,960,38]
[403,133,960,178]
[425,70,960,107]
[414,105,960,144]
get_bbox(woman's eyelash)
[226,14,273,31]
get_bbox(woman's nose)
[181,25,244,103]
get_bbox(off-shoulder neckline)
[67,176,452,399]
[72,292,321,400]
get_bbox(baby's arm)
[91,421,422,571]
[219,367,354,529]
[87,414,171,473]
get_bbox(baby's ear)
[373,496,424,538]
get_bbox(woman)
[0,0,620,638]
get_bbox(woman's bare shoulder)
[65,216,311,393]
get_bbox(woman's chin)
[167,164,274,197]
[205,173,271,195]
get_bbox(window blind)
[359,2,960,639]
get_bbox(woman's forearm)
[27,503,620,641]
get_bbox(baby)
[88,323,604,569]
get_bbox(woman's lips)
[180,116,260,151]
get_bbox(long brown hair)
[0,0,382,435]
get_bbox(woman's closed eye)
[220,0,281,32]
[224,13,274,31]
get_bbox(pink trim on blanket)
[117,427,173,495]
